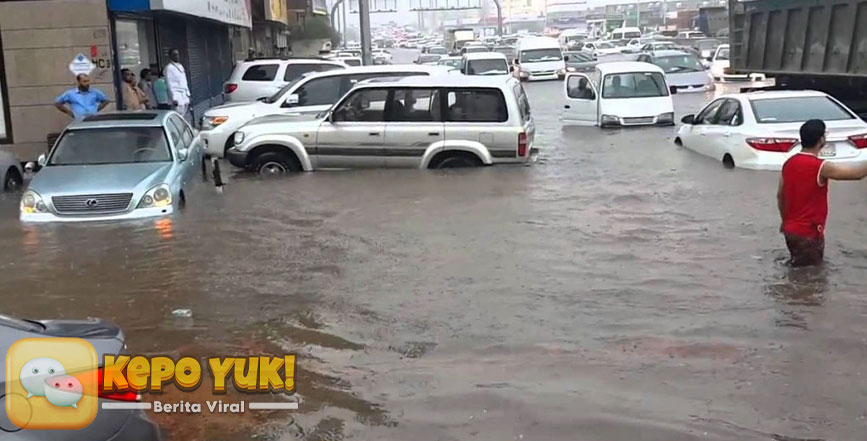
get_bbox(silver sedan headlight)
[137,184,172,209]
[20,190,48,214]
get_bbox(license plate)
[819,146,836,157]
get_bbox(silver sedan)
[20,111,203,223]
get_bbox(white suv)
[202,65,453,157]
[223,58,345,103]
[226,75,536,174]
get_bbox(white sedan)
[676,90,867,170]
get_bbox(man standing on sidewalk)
[54,74,109,119]
[778,119,867,266]
[120,69,147,110]
[164,48,191,119]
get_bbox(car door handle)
[368,132,380,136]
[564,105,571,109]
[428,132,439,136]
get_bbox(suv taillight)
[849,133,867,149]
[224,83,238,94]
[518,132,528,157]
[746,137,798,153]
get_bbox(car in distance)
[1,150,23,191]
[372,49,393,65]
[1,314,161,440]
[437,56,463,69]
[562,61,676,127]
[415,54,443,65]
[514,37,565,81]
[20,112,202,222]
[676,90,867,170]
[581,41,623,57]
[461,52,511,77]
[427,46,449,55]
[709,44,766,82]
[223,58,345,102]
[637,50,715,93]
[226,75,535,174]
[201,65,451,158]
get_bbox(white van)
[558,29,587,49]
[610,27,642,41]
[514,37,565,81]
[562,61,676,127]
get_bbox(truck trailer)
[728,0,867,116]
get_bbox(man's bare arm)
[98,100,110,111]
[821,161,867,181]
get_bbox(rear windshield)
[419,55,441,63]
[343,59,362,66]
[467,59,509,75]
[242,64,279,81]
[513,83,531,124]
[751,97,854,124]
[602,72,668,99]
[654,54,704,73]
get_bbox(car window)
[284,63,341,82]
[716,47,730,60]
[750,96,855,123]
[242,64,279,81]
[49,127,171,165]
[513,83,531,124]
[602,72,667,98]
[715,99,741,126]
[166,118,183,146]
[566,75,596,100]
[388,88,440,122]
[169,116,192,147]
[696,99,724,124]
[446,88,508,123]
[334,89,389,122]
[296,76,344,106]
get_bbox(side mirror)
[510,65,515,72]
[286,94,300,105]
[669,85,678,95]
[563,55,569,61]
[681,114,695,125]
[706,56,714,62]
[514,59,520,65]
[37,154,47,167]
[177,148,189,161]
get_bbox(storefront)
[108,0,253,121]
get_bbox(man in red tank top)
[778,119,867,266]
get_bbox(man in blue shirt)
[54,74,109,119]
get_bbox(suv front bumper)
[226,147,249,169]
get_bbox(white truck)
[445,28,476,54]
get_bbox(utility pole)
[342,0,347,47]
[636,0,640,28]
[359,0,373,65]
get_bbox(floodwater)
[3,52,867,441]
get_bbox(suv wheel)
[251,152,300,176]
[435,154,481,169]
[4,168,22,191]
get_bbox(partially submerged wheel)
[722,154,735,169]
[435,154,481,169]
[3,168,22,191]
[251,152,300,176]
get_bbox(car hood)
[206,100,273,117]
[241,113,324,136]
[30,162,173,196]
[666,70,712,86]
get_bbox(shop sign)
[151,0,253,28]
[265,0,289,25]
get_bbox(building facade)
[0,0,115,159]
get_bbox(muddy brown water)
[2,76,867,441]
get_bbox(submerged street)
[2,52,867,440]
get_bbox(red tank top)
[781,153,828,238]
